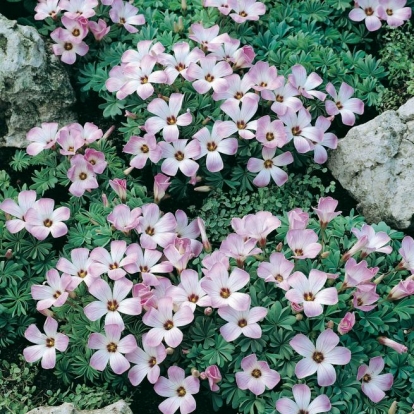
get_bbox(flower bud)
[276,242,283,252]
[181,0,187,11]
[388,401,398,414]
[204,307,213,316]
[182,349,189,355]
[124,110,137,119]
[194,186,212,192]
[5,249,12,259]
[102,125,115,140]
[378,337,408,354]
[191,368,200,377]
[295,313,303,321]
[199,372,207,380]
[320,251,330,259]
[338,312,355,335]
[102,193,109,207]
[69,291,77,299]
[326,320,334,329]
[166,347,175,355]
[123,166,134,176]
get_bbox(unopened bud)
[124,110,137,119]
[320,251,330,259]
[123,166,134,175]
[5,249,12,259]
[69,291,77,299]
[39,308,54,317]
[202,117,211,125]
[194,186,212,193]
[102,125,115,140]
[374,274,385,285]
[181,0,187,11]
[295,313,303,321]
[191,368,200,377]
[199,372,207,380]
[388,401,398,414]
[326,320,334,329]
[102,193,109,207]
[204,307,213,316]
[276,242,283,252]
[166,347,175,355]
[181,349,189,355]
[177,16,184,31]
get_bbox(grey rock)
[328,102,414,229]
[27,400,133,414]
[0,14,76,148]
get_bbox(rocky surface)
[27,400,133,414]
[0,13,76,148]
[328,97,414,229]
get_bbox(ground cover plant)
[0,0,414,414]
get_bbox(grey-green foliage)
[376,21,414,112]
[192,164,336,244]
[0,356,130,413]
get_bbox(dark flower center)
[294,248,304,256]
[386,8,393,16]
[312,351,324,363]
[298,410,309,414]
[53,290,62,299]
[264,159,273,169]
[78,269,87,278]
[266,132,274,141]
[164,320,174,330]
[141,144,149,153]
[251,368,261,378]
[291,126,301,136]
[64,42,73,51]
[79,172,87,180]
[357,298,363,306]
[304,292,315,301]
[336,101,343,110]
[107,342,117,352]
[141,76,148,84]
[167,116,177,125]
[260,81,268,87]
[120,17,126,24]
[90,159,96,165]
[220,287,231,298]
[176,386,186,397]
[237,120,246,130]
[188,293,199,303]
[275,274,284,282]
[107,300,119,312]
[109,263,119,270]
[365,7,374,16]
[175,62,186,71]
[148,357,157,367]
[362,373,372,383]
[140,265,149,273]
[175,151,185,161]
[205,73,215,82]
[43,219,53,227]
[239,10,247,17]
[72,28,80,37]
[146,226,155,236]
[238,318,247,328]
[207,142,217,151]
[234,91,244,100]
[276,94,284,102]
[46,338,55,348]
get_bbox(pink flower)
[285,270,338,317]
[338,312,356,335]
[290,329,351,386]
[121,40,165,65]
[84,278,142,329]
[286,229,322,259]
[325,82,364,126]
[288,208,309,230]
[25,198,70,240]
[353,283,379,311]
[255,116,288,149]
[61,16,88,41]
[60,0,98,19]
[23,317,69,369]
[193,121,238,173]
[109,178,127,201]
[123,134,162,169]
[163,238,193,274]
[228,0,266,23]
[107,204,141,233]
[202,251,229,273]
[398,236,414,272]
[343,258,379,288]
[89,240,136,280]
[232,45,255,69]
[204,0,231,15]
[188,23,220,52]
[34,0,61,20]
[57,127,84,156]
[67,155,99,197]
[109,0,145,33]
[158,42,205,83]
[145,94,192,142]
[154,366,200,414]
[203,365,222,391]
[288,65,326,101]
[136,204,177,249]
[26,122,59,156]
[187,56,233,94]
[247,61,283,94]
[197,217,212,253]
[219,233,262,267]
[257,253,294,290]
[357,357,393,402]
[349,0,382,31]
[378,0,412,27]
[264,80,303,117]
[153,173,171,203]
[123,243,173,285]
[247,148,293,187]
[378,336,408,353]
[235,354,280,396]
[201,263,251,311]
[212,73,255,102]
[71,122,103,144]
[126,333,167,386]
[56,247,97,289]
[174,210,202,256]
[31,269,71,311]
[159,139,201,177]
[143,297,194,347]
[313,116,339,164]
[167,269,211,311]
[276,384,331,414]
[0,190,37,233]
[84,149,107,174]
[231,211,281,247]
[388,279,414,300]
[351,224,392,257]
[279,108,323,154]
[51,28,88,65]
[313,196,341,228]
[219,95,259,139]
[218,305,267,341]
[88,19,110,41]
[88,324,137,374]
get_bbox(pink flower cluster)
[35,0,146,63]
[25,121,113,197]
[349,0,411,31]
